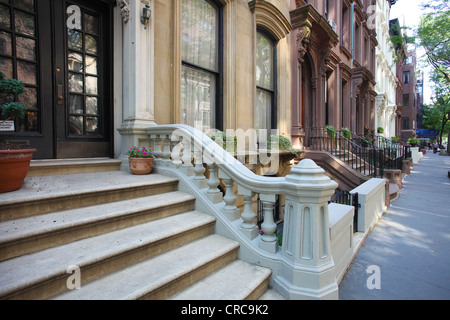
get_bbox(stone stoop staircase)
[0,160,274,300]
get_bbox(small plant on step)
[127,146,154,158]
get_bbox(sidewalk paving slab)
[339,152,450,300]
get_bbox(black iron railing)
[304,127,384,177]
[330,190,360,232]
[373,134,411,171]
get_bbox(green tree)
[422,70,450,149]
[417,0,450,86]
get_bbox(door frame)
[53,0,114,159]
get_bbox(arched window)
[181,0,222,131]
[249,0,291,131]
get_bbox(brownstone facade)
[290,0,378,147]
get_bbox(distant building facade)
[400,51,421,139]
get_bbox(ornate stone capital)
[320,48,332,78]
[296,24,311,63]
[117,0,130,23]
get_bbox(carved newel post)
[274,159,339,300]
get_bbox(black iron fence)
[304,127,384,177]
[304,127,411,177]
[330,190,360,232]
[257,195,280,228]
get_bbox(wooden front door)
[0,0,113,159]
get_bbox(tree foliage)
[422,70,450,145]
[417,0,450,85]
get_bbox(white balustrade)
[147,125,340,300]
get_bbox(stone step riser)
[0,198,196,262]
[142,249,238,300]
[0,181,179,222]
[3,219,215,300]
[27,159,122,177]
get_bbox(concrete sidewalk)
[339,152,450,300]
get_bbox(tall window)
[403,94,410,108]
[402,117,409,130]
[0,0,39,132]
[403,71,410,84]
[256,30,276,130]
[181,0,221,131]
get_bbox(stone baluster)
[206,163,222,204]
[192,149,208,189]
[180,136,194,176]
[162,134,172,166]
[170,135,183,168]
[259,193,278,253]
[238,186,258,240]
[218,171,240,221]
[151,134,162,161]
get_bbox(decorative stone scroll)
[296,23,311,63]
[117,0,130,23]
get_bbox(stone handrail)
[146,124,340,299]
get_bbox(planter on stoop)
[0,71,37,193]
[127,146,154,175]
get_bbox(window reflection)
[181,65,216,131]
[69,73,84,93]
[68,52,84,72]
[181,0,219,131]
[16,36,36,60]
[64,3,102,137]
[69,94,84,114]
[15,10,35,36]
[17,60,36,85]
[0,31,12,55]
[0,1,39,133]
[255,31,275,131]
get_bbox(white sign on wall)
[0,121,15,132]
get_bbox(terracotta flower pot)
[0,148,37,193]
[129,157,154,175]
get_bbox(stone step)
[0,171,179,221]
[169,260,271,300]
[27,158,122,177]
[0,211,216,300]
[258,288,286,300]
[51,234,240,300]
[0,191,196,262]
[389,183,400,200]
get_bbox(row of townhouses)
[0,0,424,300]
[0,0,421,161]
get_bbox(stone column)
[274,159,339,300]
[117,0,156,169]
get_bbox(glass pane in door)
[65,4,102,137]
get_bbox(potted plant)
[326,125,337,140]
[0,71,37,193]
[341,127,352,140]
[407,138,420,147]
[207,129,237,153]
[391,136,401,144]
[127,146,154,175]
[377,127,384,134]
[268,133,299,157]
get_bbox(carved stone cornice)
[290,4,339,52]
